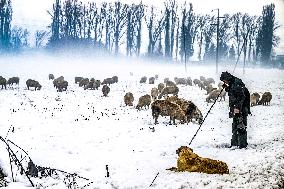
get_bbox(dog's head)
[176,146,193,156]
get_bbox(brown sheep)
[7,77,19,85]
[136,94,151,110]
[151,87,159,101]
[140,76,147,83]
[48,74,55,80]
[158,83,165,93]
[102,85,110,97]
[205,85,217,95]
[165,80,176,87]
[149,77,155,84]
[158,85,179,99]
[250,92,261,107]
[258,92,272,105]
[166,96,203,124]
[167,146,229,174]
[0,76,7,89]
[26,79,42,90]
[206,89,226,102]
[151,100,187,125]
[75,77,83,84]
[124,92,134,106]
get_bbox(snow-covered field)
[0,54,284,189]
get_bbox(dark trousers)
[231,116,248,148]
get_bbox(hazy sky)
[12,0,284,53]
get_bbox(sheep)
[136,94,151,110]
[158,83,165,93]
[151,100,187,125]
[0,76,7,89]
[166,96,203,124]
[164,77,169,83]
[167,146,229,174]
[102,78,114,85]
[165,80,176,87]
[79,78,89,87]
[206,77,215,84]
[205,85,217,95]
[151,87,159,101]
[7,77,19,85]
[258,92,272,106]
[140,76,147,83]
[158,85,179,99]
[26,79,42,90]
[53,76,64,88]
[112,76,118,83]
[174,77,187,85]
[206,89,226,102]
[218,82,224,89]
[193,79,201,86]
[75,77,83,84]
[200,76,206,82]
[250,92,261,107]
[198,82,206,90]
[155,74,159,79]
[48,74,55,80]
[57,81,68,92]
[124,92,134,106]
[102,85,110,97]
[149,77,155,84]
[186,77,192,86]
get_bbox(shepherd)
[220,71,251,149]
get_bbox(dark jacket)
[220,72,250,116]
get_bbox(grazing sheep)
[79,78,89,87]
[206,89,226,102]
[48,74,55,80]
[167,146,229,174]
[165,80,176,87]
[75,77,83,84]
[158,83,165,93]
[140,76,147,83]
[158,85,179,99]
[174,77,187,85]
[149,77,155,84]
[186,77,192,86]
[57,81,68,92]
[112,76,118,83]
[53,76,64,88]
[151,100,187,125]
[250,92,261,107]
[164,77,170,83]
[102,85,110,97]
[7,77,19,85]
[84,81,95,90]
[206,78,215,84]
[166,96,203,124]
[151,87,159,100]
[258,92,272,105]
[205,85,217,95]
[200,76,206,82]
[26,79,42,90]
[124,92,134,106]
[102,78,114,85]
[93,80,101,90]
[0,76,7,89]
[193,79,201,86]
[136,94,151,110]
[155,74,159,79]
[198,82,206,90]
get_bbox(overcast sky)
[12,0,284,54]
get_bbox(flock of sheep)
[0,73,272,125]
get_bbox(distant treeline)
[0,0,280,65]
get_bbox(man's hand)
[234,109,240,114]
[222,83,228,89]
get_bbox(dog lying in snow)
[167,146,229,174]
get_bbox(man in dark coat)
[220,71,251,149]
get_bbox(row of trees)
[0,0,280,65]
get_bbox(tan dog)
[168,146,229,174]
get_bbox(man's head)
[220,71,233,84]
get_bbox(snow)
[0,54,284,189]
